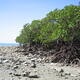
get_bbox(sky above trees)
[0,0,79,43]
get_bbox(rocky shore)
[0,46,80,80]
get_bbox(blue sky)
[0,0,79,43]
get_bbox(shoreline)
[0,46,80,80]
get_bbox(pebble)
[13,65,18,69]
[22,72,30,77]
[31,63,36,68]
[13,73,21,76]
[3,60,9,63]
[59,69,64,73]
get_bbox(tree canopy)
[16,5,80,46]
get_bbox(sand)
[0,46,80,80]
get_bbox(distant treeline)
[16,5,80,46]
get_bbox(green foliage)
[16,24,31,44]
[16,5,80,45]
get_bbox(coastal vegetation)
[16,5,80,47]
[16,5,80,64]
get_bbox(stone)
[65,73,71,76]
[3,60,9,63]
[28,72,39,78]
[29,74,39,78]
[13,65,18,69]
[31,58,36,62]
[37,58,42,63]
[31,63,36,68]
[14,73,21,76]
[22,72,30,77]
[9,72,13,75]
[59,69,64,73]
[29,75,39,78]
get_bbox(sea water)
[0,43,19,46]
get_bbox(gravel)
[0,46,80,80]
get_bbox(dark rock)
[9,72,13,75]
[14,73,21,76]
[13,65,18,69]
[22,72,30,77]
[59,69,64,73]
[29,75,39,78]
[29,48,33,51]
[31,58,36,62]
[65,73,71,76]
[31,63,36,68]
